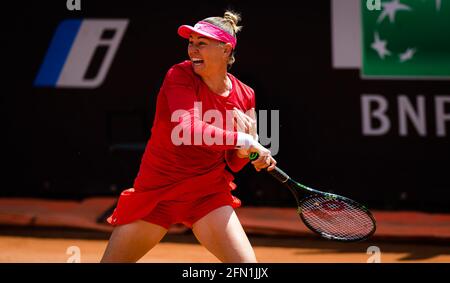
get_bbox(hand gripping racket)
[249,152,376,242]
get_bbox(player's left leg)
[191,205,257,263]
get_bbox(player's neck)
[201,70,232,97]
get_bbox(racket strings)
[300,196,375,241]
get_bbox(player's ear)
[223,43,233,56]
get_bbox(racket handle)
[249,152,290,183]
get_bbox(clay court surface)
[1,198,449,263]
[0,229,449,263]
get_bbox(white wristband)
[236,132,255,149]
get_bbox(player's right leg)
[100,220,168,263]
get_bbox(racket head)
[297,193,376,242]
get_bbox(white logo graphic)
[34,19,128,89]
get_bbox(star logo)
[361,0,450,78]
[377,0,412,23]
[371,32,391,59]
[423,0,442,12]
[435,0,442,11]
[399,48,417,62]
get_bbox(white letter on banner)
[398,95,426,136]
[361,95,390,136]
[436,96,450,137]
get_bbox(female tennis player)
[101,11,276,263]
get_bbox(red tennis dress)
[107,60,256,229]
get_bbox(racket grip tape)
[249,152,290,183]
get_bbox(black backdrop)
[3,0,450,212]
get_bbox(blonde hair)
[202,11,242,68]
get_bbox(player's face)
[188,33,231,76]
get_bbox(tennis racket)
[249,152,376,242]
